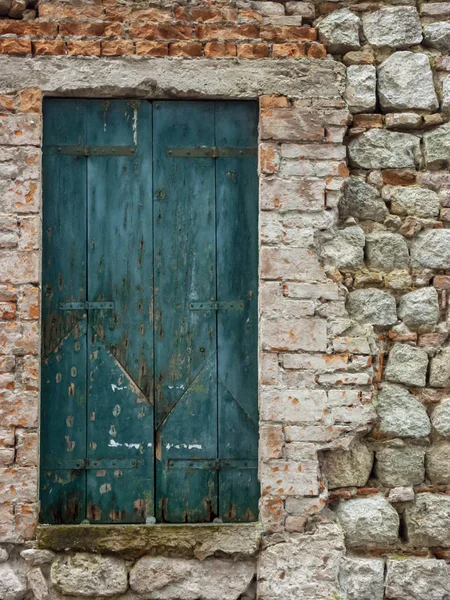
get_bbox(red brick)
[0,20,57,37]
[15,502,37,540]
[237,42,269,58]
[19,89,41,114]
[307,42,327,58]
[0,467,37,503]
[18,286,39,321]
[260,25,317,41]
[39,3,104,19]
[130,23,192,40]
[260,496,284,533]
[203,41,236,57]
[0,39,31,56]
[286,515,307,532]
[32,39,66,56]
[19,355,39,391]
[238,9,264,23]
[0,393,38,428]
[67,40,101,56]
[0,95,15,113]
[104,22,125,37]
[272,42,305,58]
[261,424,284,460]
[174,6,238,22]
[0,303,16,320]
[353,114,383,128]
[0,357,15,374]
[434,275,450,290]
[59,21,107,37]
[15,430,38,467]
[259,142,281,174]
[135,41,168,56]
[196,24,259,40]
[105,7,171,22]
[0,503,15,541]
[260,96,289,109]
[101,40,134,56]
[169,41,202,57]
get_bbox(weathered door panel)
[86,100,154,523]
[153,101,218,522]
[41,99,88,524]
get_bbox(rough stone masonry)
[2,0,450,598]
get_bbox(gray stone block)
[339,557,385,600]
[319,226,365,271]
[365,232,409,272]
[431,398,450,438]
[323,439,374,489]
[318,9,361,54]
[376,383,431,438]
[375,442,425,487]
[344,65,376,113]
[430,347,450,388]
[426,441,450,484]
[405,493,450,546]
[384,343,428,387]
[362,7,422,49]
[0,565,27,600]
[335,495,400,548]
[386,558,450,600]
[348,129,421,169]
[339,177,388,222]
[423,21,450,53]
[387,186,440,219]
[411,230,450,269]
[424,122,450,169]
[378,52,438,112]
[347,288,397,326]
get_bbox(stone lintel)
[36,522,263,560]
[0,56,345,99]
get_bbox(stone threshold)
[36,522,263,560]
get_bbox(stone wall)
[2,0,450,599]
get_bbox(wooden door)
[41,99,258,524]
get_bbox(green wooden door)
[41,99,258,524]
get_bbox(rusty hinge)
[166,147,257,159]
[43,458,141,470]
[44,145,136,157]
[167,459,257,471]
[59,302,115,310]
[189,301,244,311]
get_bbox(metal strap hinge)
[189,301,244,311]
[59,302,115,310]
[166,147,257,159]
[43,458,141,470]
[167,459,257,471]
[45,145,136,157]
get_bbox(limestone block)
[339,557,385,600]
[365,232,409,272]
[411,230,450,269]
[51,553,128,597]
[347,288,397,326]
[27,568,48,600]
[0,565,26,600]
[0,114,41,147]
[386,558,450,600]
[375,443,425,487]
[423,22,450,53]
[384,343,428,387]
[378,52,438,112]
[388,486,415,502]
[442,77,450,114]
[318,9,361,54]
[431,398,450,437]
[258,523,345,599]
[20,549,55,565]
[362,7,422,48]
[344,65,376,113]
[129,557,255,600]
[322,439,373,489]
[348,129,420,169]
[426,441,450,484]
[319,226,365,271]
[376,383,431,438]
[335,495,400,548]
[339,177,388,222]
[387,186,440,219]
[0,547,8,562]
[405,493,450,546]
[430,348,450,388]
[424,122,450,168]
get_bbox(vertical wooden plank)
[153,101,218,522]
[86,100,154,523]
[215,102,259,522]
[40,99,87,523]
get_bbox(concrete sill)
[36,522,263,560]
